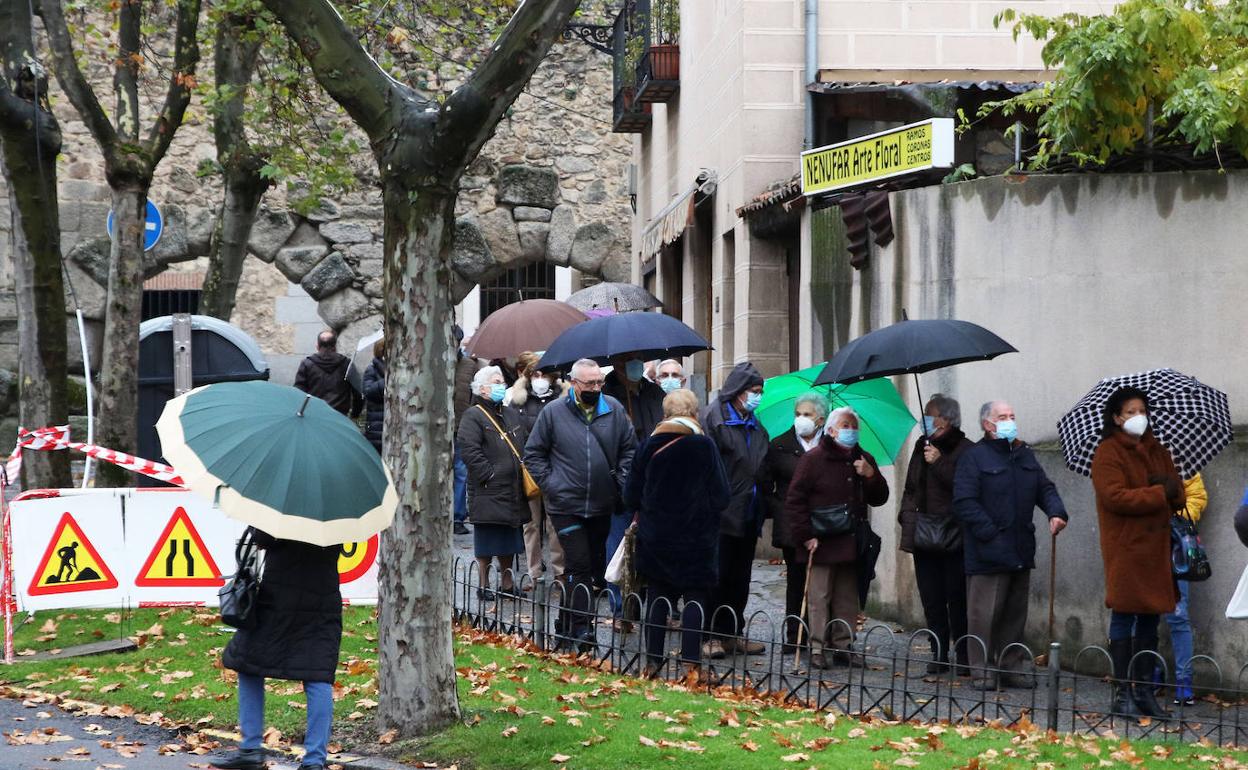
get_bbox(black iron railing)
[453,558,1248,748]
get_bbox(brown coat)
[1091,430,1183,614]
[785,436,889,565]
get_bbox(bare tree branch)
[258,0,412,142]
[40,0,118,159]
[144,0,203,165]
[437,0,581,166]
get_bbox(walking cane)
[793,548,815,670]
[1036,531,1057,667]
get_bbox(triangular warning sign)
[135,507,225,587]
[28,513,120,596]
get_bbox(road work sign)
[27,512,120,596]
[801,118,955,196]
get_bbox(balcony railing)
[611,0,678,133]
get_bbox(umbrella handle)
[297,394,312,417]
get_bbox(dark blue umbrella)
[814,318,1017,386]
[537,312,711,371]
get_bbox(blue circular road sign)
[106,200,163,252]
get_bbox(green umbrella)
[756,365,916,465]
[156,381,397,546]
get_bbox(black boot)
[210,748,265,770]
[1131,636,1169,719]
[1109,638,1137,717]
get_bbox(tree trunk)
[94,185,148,486]
[200,165,267,319]
[0,142,70,489]
[376,181,460,733]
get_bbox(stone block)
[599,250,632,283]
[546,205,576,267]
[450,216,494,281]
[568,222,615,275]
[496,164,560,209]
[300,253,355,300]
[513,206,552,222]
[317,287,371,329]
[582,179,608,204]
[517,222,549,261]
[478,207,523,268]
[319,220,374,244]
[303,198,341,223]
[347,241,383,262]
[186,206,214,255]
[555,155,595,174]
[337,314,383,363]
[248,207,297,262]
[149,204,189,266]
[60,179,109,202]
[65,236,111,286]
[451,273,475,304]
[276,243,330,283]
[170,166,200,194]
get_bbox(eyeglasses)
[573,379,606,388]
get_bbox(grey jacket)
[523,391,637,518]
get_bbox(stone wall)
[0,37,631,378]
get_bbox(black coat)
[623,426,730,588]
[952,438,1068,575]
[523,392,636,519]
[222,528,342,683]
[763,428,813,548]
[362,357,385,451]
[294,352,362,417]
[700,398,769,539]
[456,396,531,527]
[603,371,666,441]
[898,427,973,552]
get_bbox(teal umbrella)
[156,381,397,546]
[755,365,916,465]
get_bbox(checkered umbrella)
[1057,368,1232,479]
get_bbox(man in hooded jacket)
[294,330,362,418]
[699,362,769,658]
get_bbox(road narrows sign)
[28,512,120,596]
[134,507,225,587]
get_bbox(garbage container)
[137,315,269,484]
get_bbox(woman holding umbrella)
[899,394,973,675]
[457,365,531,600]
[1091,386,1184,718]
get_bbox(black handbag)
[810,503,856,538]
[1171,508,1212,582]
[913,511,963,553]
[219,529,263,629]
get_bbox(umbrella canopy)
[815,318,1017,385]
[464,299,587,360]
[537,312,711,371]
[346,327,384,391]
[156,381,398,546]
[756,365,916,465]
[565,282,663,313]
[1057,368,1232,479]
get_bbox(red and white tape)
[4,426,184,486]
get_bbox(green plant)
[654,0,679,43]
[621,32,645,87]
[981,0,1248,168]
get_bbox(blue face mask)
[743,391,762,412]
[625,359,646,381]
[489,383,507,403]
[994,419,1018,442]
[835,428,859,448]
[923,415,938,435]
[659,377,682,394]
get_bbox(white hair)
[570,358,600,380]
[657,358,684,372]
[828,406,859,427]
[471,365,502,391]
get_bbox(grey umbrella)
[565,282,662,313]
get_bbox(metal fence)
[452,559,1248,747]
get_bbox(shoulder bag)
[1171,506,1212,582]
[475,405,540,500]
[219,529,263,630]
[910,441,963,553]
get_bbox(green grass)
[2,608,1246,769]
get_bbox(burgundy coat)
[785,435,889,565]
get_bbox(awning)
[640,169,716,260]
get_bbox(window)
[479,262,557,319]
[141,290,201,321]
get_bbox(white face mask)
[793,416,818,438]
[531,377,551,396]
[1122,414,1149,437]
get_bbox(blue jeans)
[605,511,632,616]
[1166,580,1193,682]
[238,673,333,766]
[453,444,468,523]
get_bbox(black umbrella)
[814,316,1017,440]
[537,312,710,371]
[565,282,663,313]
